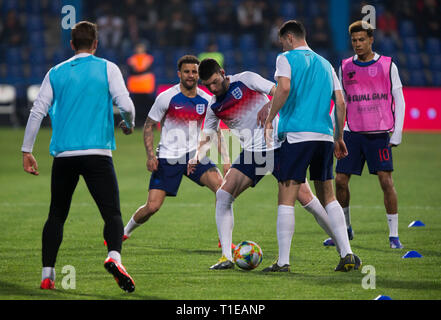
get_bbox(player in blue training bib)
[265,20,361,272]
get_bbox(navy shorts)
[336,131,393,175]
[231,148,280,187]
[278,140,334,183]
[149,153,217,196]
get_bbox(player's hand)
[264,120,274,149]
[257,101,271,128]
[147,157,158,172]
[222,163,231,175]
[187,157,198,175]
[23,152,39,176]
[118,120,134,135]
[334,138,348,160]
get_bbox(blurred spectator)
[138,0,161,42]
[119,0,140,47]
[121,0,138,16]
[350,0,370,22]
[209,0,236,34]
[96,4,124,48]
[164,3,194,47]
[0,10,26,47]
[198,42,224,68]
[268,16,285,49]
[237,0,264,37]
[309,16,332,50]
[397,0,419,21]
[377,10,399,43]
[125,14,140,46]
[420,0,440,37]
[126,42,156,127]
[135,0,167,47]
[163,0,187,13]
[120,0,139,46]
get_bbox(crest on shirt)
[195,103,206,115]
[231,87,243,100]
[368,66,377,77]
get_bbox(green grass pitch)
[0,127,440,300]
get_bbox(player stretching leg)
[122,55,231,246]
[189,59,345,271]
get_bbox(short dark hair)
[177,55,200,71]
[278,20,306,39]
[71,21,98,50]
[198,58,222,81]
[349,20,374,37]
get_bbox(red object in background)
[402,88,441,132]
[157,85,441,132]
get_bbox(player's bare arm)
[144,116,159,172]
[256,85,276,127]
[264,78,290,147]
[187,130,216,175]
[333,89,348,160]
[217,129,231,174]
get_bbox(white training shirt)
[148,84,212,159]
[203,71,280,152]
[21,53,135,157]
[274,46,342,144]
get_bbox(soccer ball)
[233,240,263,270]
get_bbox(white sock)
[107,250,121,264]
[343,207,351,228]
[42,267,55,281]
[124,216,141,237]
[386,213,399,237]
[277,205,295,266]
[303,196,334,237]
[325,200,352,257]
[216,189,235,261]
[303,196,340,254]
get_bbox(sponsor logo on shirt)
[347,93,389,103]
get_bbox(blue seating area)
[0,0,440,110]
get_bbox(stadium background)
[0,0,440,131]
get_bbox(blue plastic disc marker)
[374,295,392,300]
[408,220,425,227]
[402,250,423,258]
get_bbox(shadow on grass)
[0,280,164,300]
[252,270,441,294]
[351,244,441,259]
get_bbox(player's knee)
[379,173,395,192]
[335,174,349,190]
[212,176,223,192]
[148,203,161,215]
[297,184,313,206]
[216,188,234,205]
[143,201,162,217]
